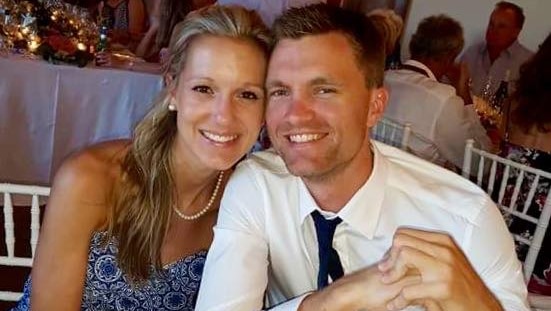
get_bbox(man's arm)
[434,95,491,168]
[446,62,474,106]
[195,165,270,310]
[378,199,529,311]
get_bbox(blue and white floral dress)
[12,232,207,311]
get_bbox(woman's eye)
[240,91,260,100]
[192,85,213,94]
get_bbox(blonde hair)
[367,9,403,56]
[107,5,271,281]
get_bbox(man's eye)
[269,89,289,97]
[316,87,337,95]
[192,85,213,94]
[240,91,260,100]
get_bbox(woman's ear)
[164,73,174,88]
[164,75,178,111]
[367,87,389,128]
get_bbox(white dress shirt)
[216,0,324,26]
[384,60,491,168]
[461,40,533,96]
[196,142,529,311]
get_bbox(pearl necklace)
[172,171,224,220]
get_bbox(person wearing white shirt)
[196,4,529,311]
[461,1,533,96]
[384,15,491,169]
[216,0,326,26]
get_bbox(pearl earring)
[168,103,176,111]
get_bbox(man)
[384,15,491,169]
[462,1,533,96]
[196,4,528,311]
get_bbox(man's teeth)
[202,131,237,143]
[289,134,322,143]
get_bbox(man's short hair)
[495,1,525,29]
[272,3,385,88]
[409,14,464,62]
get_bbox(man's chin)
[283,160,316,178]
[282,159,329,180]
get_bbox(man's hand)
[299,264,421,311]
[378,228,504,311]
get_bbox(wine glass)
[480,75,493,103]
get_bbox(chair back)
[0,183,50,302]
[371,117,411,150]
[462,139,551,283]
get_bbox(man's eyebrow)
[266,80,286,89]
[266,77,343,89]
[309,77,342,86]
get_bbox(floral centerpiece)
[0,0,97,67]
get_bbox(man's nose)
[284,94,315,122]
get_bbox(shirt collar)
[504,40,523,57]
[482,40,522,59]
[298,142,388,239]
[403,59,438,81]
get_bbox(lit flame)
[77,42,87,51]
[28,40,40,52]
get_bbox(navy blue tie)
[311,210,344,289]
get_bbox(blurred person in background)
[499,32,551,297]
[97,0,146,50]
[384,15,491,169]
[368,8,403,69]
[462,1,533,96]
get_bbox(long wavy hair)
[511,32,551,133]
[107,5,272,281]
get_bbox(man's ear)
[367,87,389,128]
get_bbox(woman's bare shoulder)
[48,140,131,222]
[58,140,129,180]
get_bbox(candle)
[77,42,86,51]
[28,40,39,51]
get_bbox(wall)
[401,0,551,59]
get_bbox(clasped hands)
[318,228,503,311]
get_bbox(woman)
[155,0,216,53]
[98,0,215,71]
[98,0,146,49]
[499,32,551,296]
[94,0,148,69]
[12,5,271,310]
[367,8,403,69]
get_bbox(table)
[0,56,163,185]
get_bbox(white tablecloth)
[0,56,163,185]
